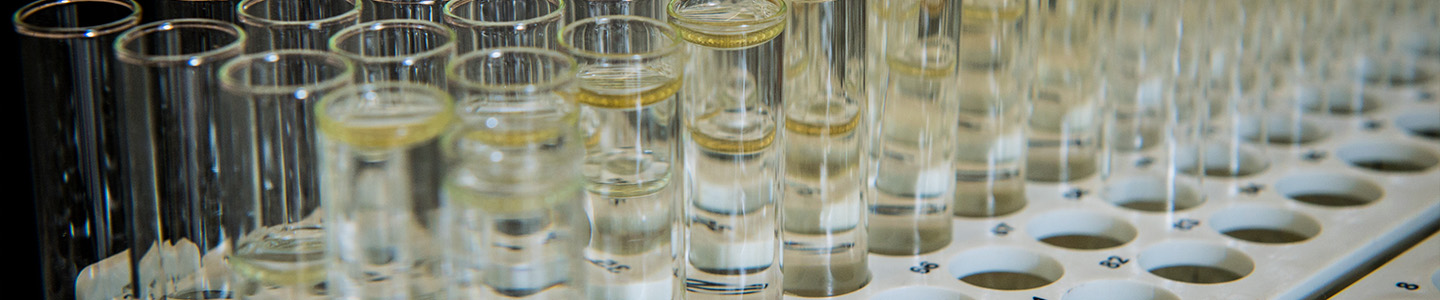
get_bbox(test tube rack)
[790,76,1440,299]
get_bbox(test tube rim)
[665,0,788,29]
[13,0,142,39]
[327,19,458,64]
[446,47,578,94]
[218,49,357,96]
[113,18,248,66]
[441,0,565,29]
[236,0,364,28]
[557,15,685,62]
[314,81,457,148]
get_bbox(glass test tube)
[567,0,667,22]
[1027,0,1100,183]
[558,16,685,300]
[669,0,787,297]
[1185,1,1271,181]
[152,0,242,22]
[114,18,247,299]
[442,48,587,299]
[316,82,452,299]
[15,1,140,298]
[779,0,869,297]
[1097,0,1202,214]
[442,0,564,52]
[329,19,457,85]
[953,0,1029,217]
[868,0,959,255]
[217,50,354,299]
[362,0,446,22]
[238,0,363,52]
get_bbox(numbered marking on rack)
[692,216,731,232]
[1099,256,1130,269]
[612,198,627,205]
[1033,297,1047,300]
[1173,218,1200,230]
[1364,119,1384,131]
[589,258,632,274]
[1419,91,1433,102]
[909,261,940,274]
[1397,282,1420,291]
[1239,183,1265,195]
[1135,156,1154,168]
[1063,188,1089,200]
[1302,150,1327,162]
[992,223,1014,236]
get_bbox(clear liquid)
[781,98,868,296]
[868,56,956,255]
[1027,50,1099,182]
[228,225,327,287]
[446,181,584,298]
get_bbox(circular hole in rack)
[1335,141,1439,172]
[1275,173,1384,207]
[870,287,971,300]
[1240,115,1327,145]
[1062,280,1180,300]
[1176,144,1269,177]
[1395,111,1440,141]
[948,247,1065,290]
[1138,241,1254,284]
[1028,211,1137,250]
[1209,205,1322,244]
[1104,177,1204,212]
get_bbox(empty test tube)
[669,0,787,297]
[17,1,140,298]
[219,50,355,299]
[442,48,588,299]
[558,16,686,300]
[238,0,363,52]
[780,0,870,296]
[953,0,1030,217]
[115,18,249,299]
[442,0,564,52]
[1027,0,1101,183]
[868,0,960,255]
[567,0,668,22]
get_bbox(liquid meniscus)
[576,66,682,109]
[669,0,787,49]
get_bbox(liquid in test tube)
[953,0,1028,217]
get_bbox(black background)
[9,0,60,298]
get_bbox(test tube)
[16,1,140,298]
[780,0,869,296]
[442,0,564,52]
[1186,1,1271,180]
[362,0,445,22]
[151,0,241,22]
[238,0,363,52]
[1097,0,1202,214]
[442,48,588,299]
[1027,0,1100,183]
[669,0,787,297]
[567,0,667,22]
[953,0,1030,217]
[329,19,457,85]
[558,16,685,300]
[217,50,354,299]
[868,0,959,255]
[316,82,453,299]
[114,18,247,299]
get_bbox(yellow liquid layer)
[673,21,785,49]
[886,56,955,78]
[669,0,787,49]
[575,77,683,109]
[786,113,859,136]
[461,128,564,147]
[689,125,775,154]
[317,96,455,149]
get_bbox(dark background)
[8,0,53,298]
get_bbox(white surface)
[1331,230,1440,300]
